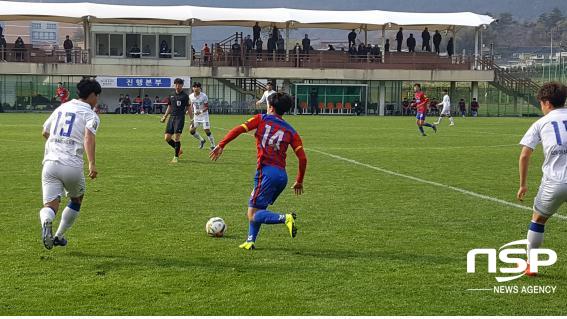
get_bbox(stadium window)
[158,35,172,58]
[96,34,109,56]
[47,23,57,30]
[141,35,156,58]
[126,34,141,58]
[109,34,124,57]
[31,23,41,29]
[173,36,187,58]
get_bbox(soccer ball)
[206,217,226,237]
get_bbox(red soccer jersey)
[415,91,429,114]
[240,114,303,170]
[56,87,69,103]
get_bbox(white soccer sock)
[39,207,56,224]
[449,117,454,124]
[207,134,215,146]
[55,206,80,238]
[527,221,545,263]
[192,132,204,142]
[437,117,442,123]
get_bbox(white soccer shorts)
[191,120,211,130]
[533,180,567,218]
[441,107,451,116]
[42,161,85,204]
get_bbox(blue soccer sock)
[424,123,434,128]
[247,221,261,242]
[254,210,286,224]
[418,126,425,134]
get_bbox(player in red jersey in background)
[414,83,437,136]
[210,92,307,250]
[54,82,69,104]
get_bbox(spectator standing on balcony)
[63,35,73,63]
[421,27,431,52]
[470,98,480,117]
[267,34,276,61]
[256,81,276,110]
[14,37,25,61]
[191,45,196,61]
[272,25,279,42]
[0,24,3,37]
[202,43,211,63]
[396,27,403,52]
[54,82,69,105]
[277,34,285,61]
[231,39,241,66]
[328,44,336,51]
[255,37,263,61]
[458,98,466,117]
[433,30,442,54]
[357,43,365,61]
[407,34,416,53]
[447,37,454,58]
[215,44,224,61]
[302,34,310,55]
[253,22,261,47]
[384,39,390,53]
[244,35,254,58]
[348,29,357,48]
[0,35,6,62]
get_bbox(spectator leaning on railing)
[0,35,6,62]
[14,36,25,61]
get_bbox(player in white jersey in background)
[434,89,454,126]
[39,77,101,250]
[517,82,567,276]
[188,82,216,150]
[255,80,276,111]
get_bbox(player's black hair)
[414,83,421,89]
[57,82,63,85]
[267,92,292,116]
[174,78,184,85]
[537,82,567,108]
[76,77,101,99]
[192,81,202,88]
[442,89,448,93]
[266,80,273,85]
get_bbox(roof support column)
[381,25,386,63]
[474,27,479,70]
[364,25,368,45]
[285,22,290,62]
[187,19,193,66]
[82,16,91,64]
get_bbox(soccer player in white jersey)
[39,77,101,250]
[517,82,567,276]
[255,80,276,111]
[188,82,216,150]
[434,89,454,126]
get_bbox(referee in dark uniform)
[160,78,190,163]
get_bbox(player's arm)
[290,133,307,195]
[161,99,172,123]
[84,128,97,179]
[210,115,261,161]
[517,146,533,201]
[256,93,266,106]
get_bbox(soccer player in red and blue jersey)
[414,83,437,136]
[210,93,307,250]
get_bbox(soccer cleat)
[53,236,67,247]
[171,156,179,163]
[199,139,206,149]
[42,221,54,250]
[210,145,216,151]
[525,263,537,277]
[285,213,297,238]
[239,241,256,250]
[449,123,455,126]
[421,133,427,137]
[433,121,440,125]
[432,124,437,133]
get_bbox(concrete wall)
[0,62,495,82]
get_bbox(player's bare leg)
[204,128,216,150]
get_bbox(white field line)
[213,126,567,221]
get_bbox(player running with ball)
[210,93,307,250]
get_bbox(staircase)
[214,32,243,58]
[217,78,267,100]
[477,58,541,109]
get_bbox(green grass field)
[0,113,566,315]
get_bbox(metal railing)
[0,47,88,64]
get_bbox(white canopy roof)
[0,1,495,30]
